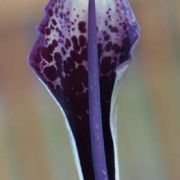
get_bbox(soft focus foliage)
[0,0,179,180]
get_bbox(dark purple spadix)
[28,0,139,180]
[87,0,108,179]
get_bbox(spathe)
[28,0,139,179]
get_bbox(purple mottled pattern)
[29,0,139,179]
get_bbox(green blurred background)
[0,0,179,180]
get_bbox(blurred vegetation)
[0,0,179,180]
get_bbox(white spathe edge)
[38,78,84,180]
[110,62,130,180]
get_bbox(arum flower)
[28,0,139,179]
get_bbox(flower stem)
[87,0,109,179]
